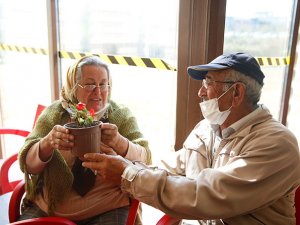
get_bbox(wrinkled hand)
[39,125,74,161]
[101,123,129,156]
[100,143,117,156]
[82,153,130,185]
[45,125,74,150]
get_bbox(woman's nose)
[92,86,102,95]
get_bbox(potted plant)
[64,102,101,159]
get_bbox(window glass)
[224,0,295,120]
[287,29,300,143]
[58,0,179,164]
[0,0,50,157]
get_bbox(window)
[58,0,179,164]
[0,0,51,157]
[224,0,295,120]
[287,28,300,143]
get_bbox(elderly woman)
[18,56,151,225]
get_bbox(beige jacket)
[121,105,300,225]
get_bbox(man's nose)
[198,86,206,98]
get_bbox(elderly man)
[83,52,300,225]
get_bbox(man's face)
[198,70,235,112]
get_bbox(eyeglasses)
[78,84,110,92]
[202,79,235,89]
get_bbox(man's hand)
[82,153,130,185]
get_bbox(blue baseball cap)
[187,52,265,85]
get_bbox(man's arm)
[82,153,204,220]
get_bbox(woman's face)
[76,65,109,112]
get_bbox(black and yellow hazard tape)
[0,43,176,71]
[59,50,176,71]
[0,43,48,55]
[256,57,290,66]
[0,43,290,68]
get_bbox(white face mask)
[199,86,233,125]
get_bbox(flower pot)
[64,121,101,159]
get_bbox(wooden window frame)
[175,0,226,149]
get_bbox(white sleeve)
[124,141,148,163]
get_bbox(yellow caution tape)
[255,57,290,66]
[0,43,48,55]
[0,43,290,69]
[0,43,176,71]
[59,51,176,71]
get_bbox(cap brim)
[187,64,229,80]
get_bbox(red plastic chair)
[9,180,140,224]
[0,129,30,195]
[127,198,140,225]
[0,104,46,195]
[156,214,180,225]
[0,129,30,138]
[32,104,45,129]
[8,181,75,225]
[8,180,73,224]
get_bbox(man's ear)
[232,83,246,106]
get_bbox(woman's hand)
[101,123,129,157]
[39,125,74,161]
[100,143,117,156]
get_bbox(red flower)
[76,102,85,111]
[70,102,95,127]
[89,108,95,116]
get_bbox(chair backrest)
[32,104,46,129]
[0,104,46,195]
[156,214,180,225]
[9,180,25,222]
[0,129,30,195]
[126,198,140,225]
[0,129,30,138]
